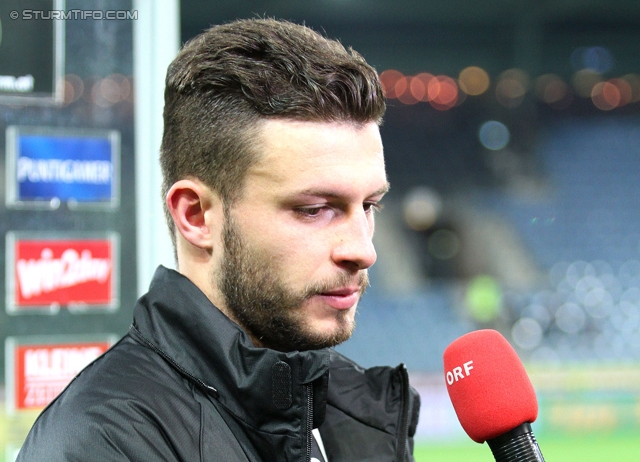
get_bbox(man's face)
[216,119,388,352]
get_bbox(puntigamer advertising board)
[5,232,119,313]
[5,126,120,209]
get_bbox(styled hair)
[160,18,386,246]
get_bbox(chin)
[308,318,356,347]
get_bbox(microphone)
[443,329,545,462]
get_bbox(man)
[17,18,420,461]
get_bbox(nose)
[331,210,377,271]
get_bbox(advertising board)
[5,336,115,413]
[5,126,120,209]
[5,232,119,313]
[0,0,65,105]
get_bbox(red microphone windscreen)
[443,329,538,443]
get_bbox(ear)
[166,179,221,250]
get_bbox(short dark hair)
[160,18,386,247]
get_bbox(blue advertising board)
[5,126,120,209]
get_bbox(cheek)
[271,236,318,268]
[243,228,300,272]
[238,211,332,276]
[262,233,328,284]
[247,214,316,255]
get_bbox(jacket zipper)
[305,383,313,462]
[395,364,410,462]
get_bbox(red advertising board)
[6,338,113,412]
[6,233,119,312]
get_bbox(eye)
[364,202,383,213]
[295,206,325,217]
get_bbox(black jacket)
[17,266,420,461]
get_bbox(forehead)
[245,119,387,198]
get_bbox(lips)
[318,287,360,310]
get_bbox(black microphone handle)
[486,422,545,462]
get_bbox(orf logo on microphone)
[446,360,474,385]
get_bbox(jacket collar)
[131,266,330,432]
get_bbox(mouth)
[317,287,360,310]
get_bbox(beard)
[217,213,368,352]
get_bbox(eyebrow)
[292,182,390,200]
